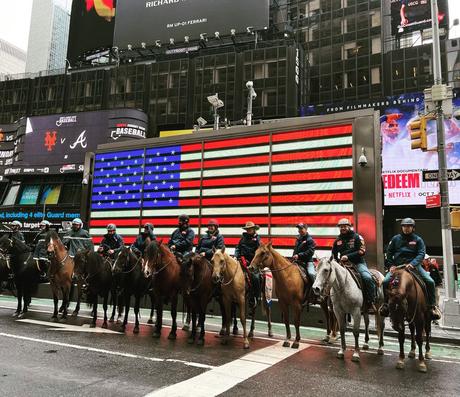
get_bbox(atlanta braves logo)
[44,131,57,151]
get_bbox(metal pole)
[247,92,253,126]
[214,107,219,131]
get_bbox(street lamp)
[207,94,224,131]
[246,81,257,126]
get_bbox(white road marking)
[146,341,309,397]
[16,318,122,334]
[0,332,215,370]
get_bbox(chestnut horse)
[387,267,431,373]
[143,241,181,339]
[211,248,249,349]
[182,254,213,345]
[46,231,74,320]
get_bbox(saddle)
[343,262,381,290]
[293,261,317,307]
[238,258,252,290]
[405,267,429,301]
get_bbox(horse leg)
[147,292,155,324]
[109,288,116,322]
[321,300,331,343]
[376,311,385,355]
[232,302,239,335]
[197,306,206,346]
[248,301,256,338]
[188,310,197,344]
[121,293,130,332]
[239,297,249,349]
[291,303,302,349]
[396,326,406,370]
[425,318,432,360]
[266,301,273,338]
[90,294,98,328]
[351,309,361,362]
[61,285,70,319]
[221,297,231,345]
[72,282,81,316]
[336,312,346,359]
[408,322,416,359]
[13,282,22,317]
[182,303,191,331]
[133,295,140,334]
[51,285,59,320]
[416,322,427,373]
[280,302,291,348]
[218,297,226,336]
[153,296,163,338]
[362,311,370,350]
[168,293,178,340]
[102,292,108,328]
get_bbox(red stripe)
[272,147,352,162]
[270,215,352,225]
[271,169,353,183]
[270,237,336,247]
[180,179,201,188]
[181,143,202,153]
[90,219,141,227]
[202,154,269,169]
[181,174,270,188]
[204,135,269,150]
[201,196,269,206]
[92,236,136,244]
[179,198,200,207]
[181,160,201,170]
[271,192,353,203]
[272,125,352,143]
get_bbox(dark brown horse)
[46,231,74,320]
[143,241,181,339]
[182,254,213,345]
[387,267,431,372]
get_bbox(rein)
[218,256,239,286]
[187,260,208,293]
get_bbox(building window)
[371,37,381,54]
[59,184,81,206]
[19,185,40,205]
[2,183,20,206]
[371,67,380,84]
[40,185,62,205]
[371,10,381,27]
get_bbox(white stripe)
[91,210,141,219]
[201,185,269,197]
[204,145,270,159]
[272,181,352,193]
[178,189,201,197]
[272,158,352,173]
[272,136,352,153]
[270,227,339,236]
[142,208,200,217]
[90,227,139,236]
[201,206,269,215]
[0,332,214,370]
[146,342,309,397]
[179,170,201,179]
[181,152,202,161]
[271,203,353,214]
[203,165,269,178]
[276,248,331,257]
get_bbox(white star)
[147,194,151,198]
[171,150,175,155]
[114,167,117,171]
[99,180,103,184]
[105,184,109,188]
[118,183,122,187]
[125,190,129,193]
[101,168,105,172]
[169,198,173,203]
[163,167,167,171]
[119,173,123,177]
[154,199,158,203]
[134,160,138,164]
[101,158,105,162]
[156,165,159,170]
[138,200,142,204]
[106,174,110,178]
[112,179,116,183]
[149,159,152,163]
[133,172,137,176]
[111,191,115,194]
[111,201,114,206]
[162,193,165,198]
[154,186,158,191]
[118,196,121,200]
[162,181,166,185]
[128,155,131,159]
[155,175,159,180]
[98,191,102,195]
[169,185,174,190]
[156,152,160,156]
[164,157,167,161]
[124,200,128,204]
[104,196,108,200]
[97,202,101,206]
[147,182,151,186]
[133,183,137,187]
[107,163,111,166]
[121,161,124,165]
[171,162,175,166]
[127,166,131,170]
[170,175,174,179]
[114,157,118,160]
[148,171,152,175]
[126,177,130,182]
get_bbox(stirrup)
[431,306,441,321]
[379,303,389,317]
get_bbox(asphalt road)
[0,297,460,397]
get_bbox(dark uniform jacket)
[235,233,261,264]
[293,233,316,264]
[132,232,156,255]
[63,228,94,257]
[33,230,49,259]
[12,231,25,242]
[196,231,224,260]
[385,233,425,270]
[332,230,366,265]
[168,227,195,255]
[99,233,124,254]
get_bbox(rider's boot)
[430,305,441,320]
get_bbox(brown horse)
[250,242,304,348]
[143,240,181,339]
[46,231,74,320]
[182,254,213,345]
[211,248,249,349]
[387,267,431,372]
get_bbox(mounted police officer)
[62,218,94,258]
[32,220,51,281]
[168,214,195,257]
[196,219,224,260]
[235,221,261,307]
[132,223,156,257]
[10,220,25,242]
[381,218,441,320]
[292,223,316,283]
[332,218,376,308]
[97,224,124,259]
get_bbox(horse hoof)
[168,332,176,340]
[268,331,273,338]
[282,341,290,348]
[329,336,337,343]
[418,362,427,373]
[90,323,96,328]
[71,311,78,317]
[336,351,344,360]
[352,352,360,362]
[51,315,58,321]
[17,312,26,320]
[147,319,154,325]
[232,327,239,336]
[396,360,405,370]
[323,336,330,343]
[362,343,369,350]
[408,351,416,359]
[59,307,64,313]
[248,331,254,338]
[219,329,226,336]
[182,324,190,331]
[109,318,114,323]
[120,325,126,333]
[102,322,108,329]
[291,342,299,349]
[133,326,139,334]
[377,348,384,356]
[243,342,250,349]
[12,312,19,318]
[61,315,67,320]
[425,351,432,360]
[196,338,204,346]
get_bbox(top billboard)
[113,0,270,48]
[390,0,448,36]
[67,0,116,64]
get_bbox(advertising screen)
[67,0,116,63]
[381,93,460,206]
[390,0,448,36]
[113,0,270,48]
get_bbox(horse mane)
[45,230,61,245]
[268,244,293,267]
[11,236,32,252]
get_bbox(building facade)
[25,0,71,74]
[0,39,26,78]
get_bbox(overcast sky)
[0,1,458,52]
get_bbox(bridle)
[113,248,141,274]
[47,238,69,268]
[318,259,349,298]
[389,268,419,325]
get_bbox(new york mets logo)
[44,131,57,151]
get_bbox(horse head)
[45,230,62,259]
[210,247,227,284]
[74,249,91,277]
[0,234,13,255]
[388,269,410,330]
[313,257,337,297]
[112,246,132,274]
[143,240,161,278]
[249,242,274,271]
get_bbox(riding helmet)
[208,219,219,228]
[72,218,83,225]
[178,214,190,223]
[296,222,307,229]
[40,220,51,227]
[401,218,415,226]
[337,218,351,226]
[11,220,22,227]
[107,223,117,231]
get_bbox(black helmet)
[178,214,190,223]
[401,218,415,226]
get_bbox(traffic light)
[408,116,428,151]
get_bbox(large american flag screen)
[89,124,354,257]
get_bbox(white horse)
[313,258,385,362]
